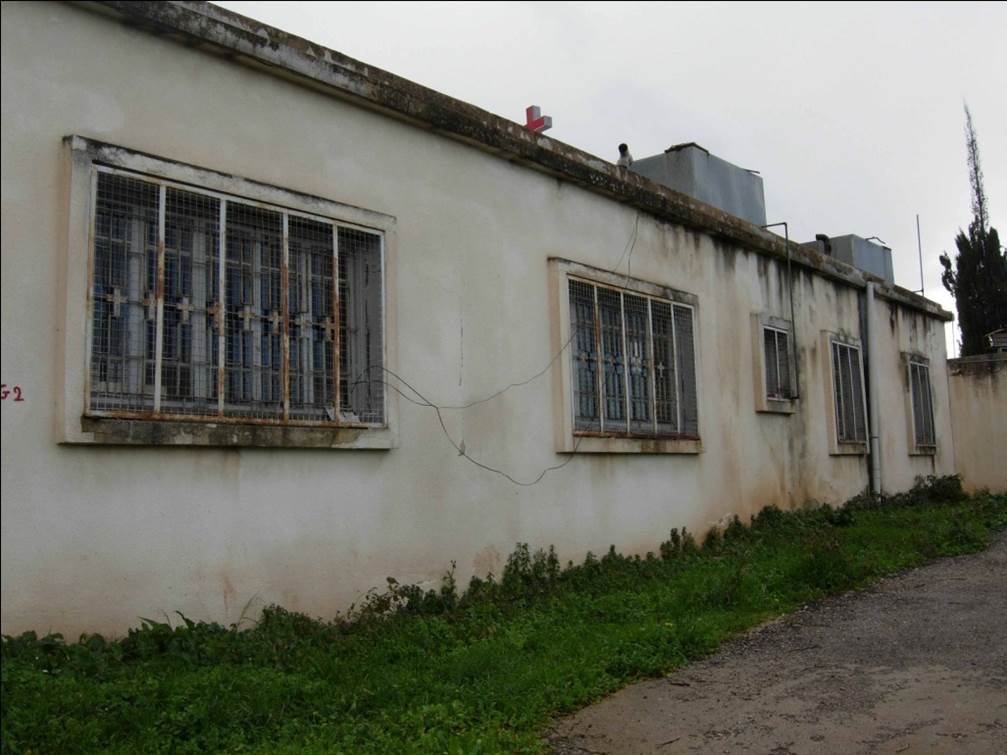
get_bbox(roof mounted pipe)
[761,222,800,399]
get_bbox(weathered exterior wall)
[948,355,1007,492]
[871,299,956,493]
[0,1,954,636]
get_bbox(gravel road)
[549,532,1007,754]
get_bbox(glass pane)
[911,364,924,445]
[223,202,284,419]
[776,331,791,398]
[764,328,780,398]
[598,288,626,426]
[338,227,384,424]
[674,305,698,436]
[89,172,159,413]
[288,217,335,421]
[160,187,220,416]
[921,366,935,445]
[569,280,600,431]
[912,363,935,446]
[832,342,846,440]
[849,347,866,441]
[624,294,651,432]
[652,300,677,434]
[840,346,856,441]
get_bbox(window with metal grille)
[763,326,792,399]
[569,277,698,438]
[830,340,866,443]
[88,168,384,426]
[909,360,935,448]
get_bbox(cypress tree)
[939,104,1007,356]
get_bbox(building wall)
[0,1,954,636]
[948,355,1007,492]
[872,299,956,493]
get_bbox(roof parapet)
[82,0,951,321]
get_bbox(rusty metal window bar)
[568,276,698,438]
[909,360,935,448]
[763,326,792,400]
[87,167,384,426]
[831,340,866,443]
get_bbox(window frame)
[548,258,702,454]
[821,331,869,455]
[60,136,398,449]
[902,353,937,455]
[751,313,797,414]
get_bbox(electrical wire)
[341,211,642,486]
[350,365,586,486]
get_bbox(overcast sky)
[218,1,1005,356]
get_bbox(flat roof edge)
[80,1,951,322]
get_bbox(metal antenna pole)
[916,214,924,295]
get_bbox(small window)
[830,340,867,444]
[87,168,384,427]
[909,360,935,448]
[763,326,792,400]
[568,277,698,438]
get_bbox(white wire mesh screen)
[338,227,384,424]
[224,202,285,419]
[288,217,335,421]
[160,187,220,416]
[567,277,697,438]
[88,168,385,427]
[90,172,159,413]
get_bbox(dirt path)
[549,532,1007,754]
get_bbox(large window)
[908,359,936,449]
[830,339,867,444]
[568,276,698,438]
[87,168,384,427]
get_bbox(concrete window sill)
[565,435,702,455]
[70,416,396,450]
[756,397,799,415]
[829,442,868,457]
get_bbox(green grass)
[3,478,1005,754]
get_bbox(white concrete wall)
[0,2,954,636]
[948,356,1007,493]
[872,299,956,493]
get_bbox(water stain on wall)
[472,543,502,578]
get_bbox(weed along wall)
[0,1,955,636]
[4,484,1004,753]
[948,355,1007,492]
